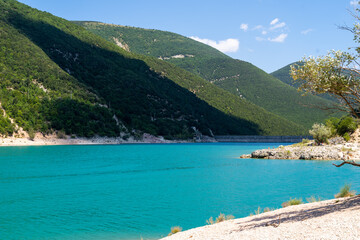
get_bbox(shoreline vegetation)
[239,114,360,163]
[241,127,360,162]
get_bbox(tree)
[290,7,360,168]
[290,12,360,118]
[290,50,360,117]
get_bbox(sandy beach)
[162,196,360,240]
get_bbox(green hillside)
[0,0,305,138]
[77,22,337,128]
[271,62,336,102]
[271,62,303,88]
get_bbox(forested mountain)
[0,0,306,138]
[270,62,302,88]
[77,22,337,128]
[271,63,336,102]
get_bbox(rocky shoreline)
[240,143,360,161]
[240,130,360,161]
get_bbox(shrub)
[337,116,357,136]
[28,128,35,141]
[281,198,303,208]
[56,130,67,139]
[168,226,182,236]
[325,116,357,139]
[335,184,356,198]
[343,132,351,142]
[206,216,214,225]
[326,117,340,137]
[206,213,234,224]
[215,213,226,223]
[309,123,332,144]
[253,207,261,215]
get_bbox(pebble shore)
[162,196,360,240]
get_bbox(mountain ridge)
[0,0,305,138]
[76,21,338,128]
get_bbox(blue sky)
[18,0,359,72]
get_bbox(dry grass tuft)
[168,226,182,236]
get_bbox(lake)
[1,143,359,240]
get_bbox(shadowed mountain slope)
[0,0,305,138]
[76,22,337,129]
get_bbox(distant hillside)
[0,0,305,138]
[271,63,336,102]
[77,22,338,129]
[270,62,301,88]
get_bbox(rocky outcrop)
[243,142,360,161]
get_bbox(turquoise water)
[1,143,360,240]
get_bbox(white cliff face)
[158,54,195,60]
[112,37,130,51]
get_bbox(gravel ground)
[162,196,360,240]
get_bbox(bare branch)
[333,160,360,167]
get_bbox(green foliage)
[335,184,356,198]
[271,62,336,102]
[290,14,360,119]
[0,111,15,136]
[326,117,341,137]
[168,226,182,236]
[309,123,332,144]
[28,128,35,140]
[77,21,337,130]
[325,116,357,140]
[343,132,351,142]
[337,116,357,136]
[281,198,303,208]
[56,130,66,139]
[0,0,306,138]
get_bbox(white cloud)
[268,33,288,43]
[240,23,249,31]
[253,25,263,30]
[270,18,279,25]
[255,36,265,42]
[190,36,239,53]
[301,28,314,35]
[350,0,359,7]
[270,22,286,30]
[262,30,267,35]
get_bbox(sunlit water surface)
[1,143,359,240]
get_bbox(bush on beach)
[168,226,182,236]
[335,184,356,198]
[281,198,303,208]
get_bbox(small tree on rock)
[309,123,332,145]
